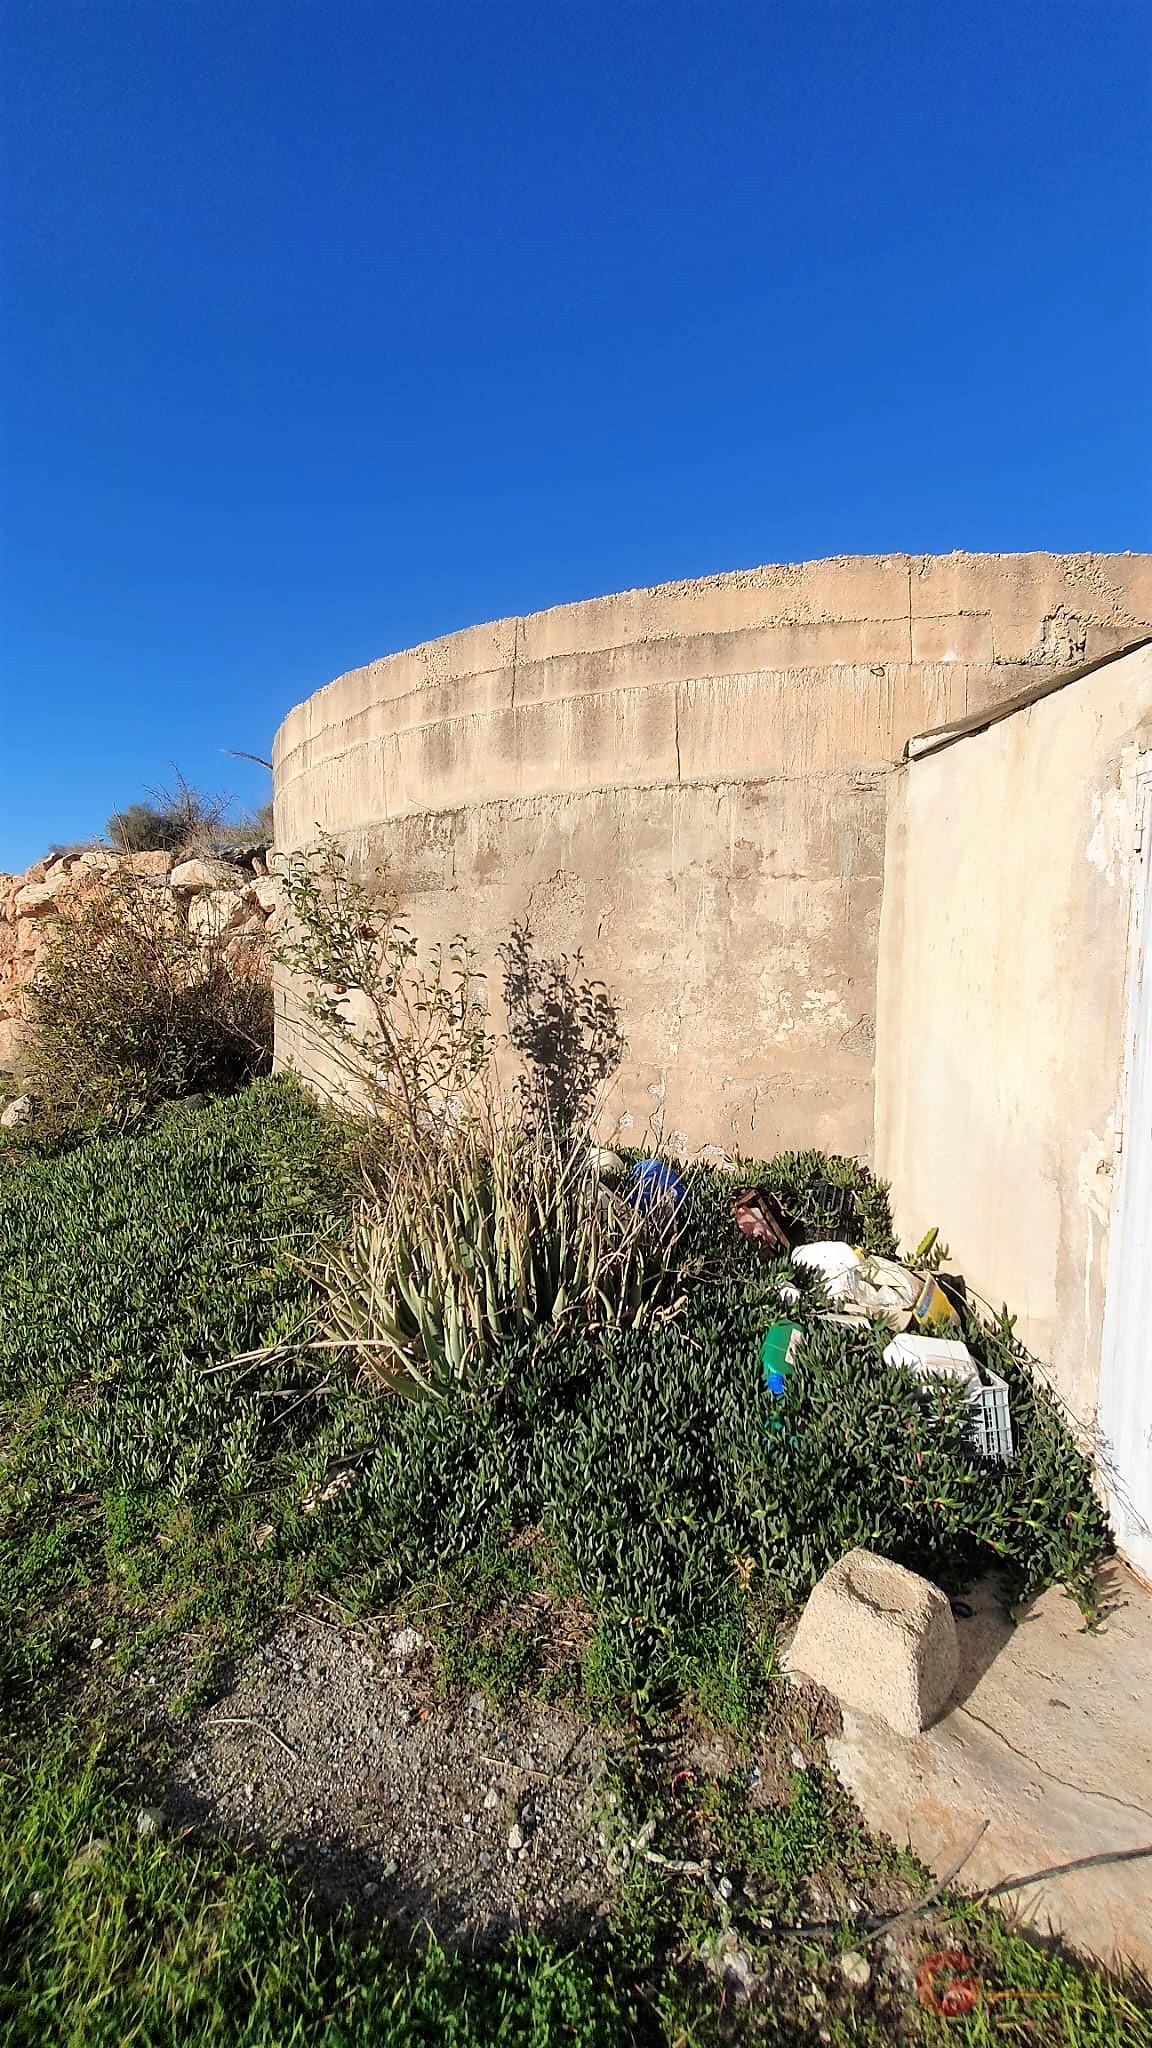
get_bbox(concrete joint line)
[955,1704,1152,1823]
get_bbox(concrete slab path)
[827,1561,1152,1975]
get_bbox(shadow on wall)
[497,920,624,1133]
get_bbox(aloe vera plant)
[318,1123,673,1399]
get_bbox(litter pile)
[727,1186,1015,1464]
[607,1157,1016,1465]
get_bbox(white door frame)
[1099,754,1152,1583]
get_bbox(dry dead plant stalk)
[22,864,271,1139]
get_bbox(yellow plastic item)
[912,1275,961,1334]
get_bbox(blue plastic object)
[624,1157,688,1218]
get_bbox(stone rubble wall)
[0,846,280,1072]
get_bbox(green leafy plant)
[909,1223,951,1273]
[274,836,492,1160]
[316,1116,677,1399]
[682,1151,899,1269]
[0,1089,1138,2047]
[753,1147,900,1253]
[0,1737,648,2048]
[1,1090,1111,1735]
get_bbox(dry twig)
[206,1715,299,1761]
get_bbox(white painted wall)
[1099,770,1152,1579]
[875,643,1152,1445]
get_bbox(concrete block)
[271,553,1152,1173]
[385,686,680,819]
[679,666,900,780]
[517,555,914,663]
[786,1547,958,1735]
[886,660,970,743]
[512,619,912,711]
[826,1566,1152,1974]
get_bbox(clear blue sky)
[2,0,1149,870]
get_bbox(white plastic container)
[883,1334,1015,1462]
[882,1333,980,1392]
[792,1242,861,1296]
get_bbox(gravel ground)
[166,1615,619,1944]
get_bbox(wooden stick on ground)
[206,1715,299,1761]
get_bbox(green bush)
[274,836,491,1147]
[0,1080,342,1713]
[0,1089,1135,2046]
[326,1274,1108,1707]
[682,1148,898,1261]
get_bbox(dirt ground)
[165,1615,619,1945]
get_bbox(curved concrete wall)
[273,552,1152,1157]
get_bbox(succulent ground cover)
[0,1079,1141,2045]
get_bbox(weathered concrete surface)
[874,641,1152,1433]
[828,1566,1152,1973]
[787,1548,958,1736]
[273,552,1152,1158]
[277,777,887,1155]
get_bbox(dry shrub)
[107,772,272,860]
[21,867,272,1142]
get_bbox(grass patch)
[1,1082,1110,1734]
[0,1738,649,2048]
[4,1731,1147,2047]
[0,1080,1139,2043]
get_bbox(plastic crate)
[964,1371,1015,1463]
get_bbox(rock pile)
[0,844,280,1072]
